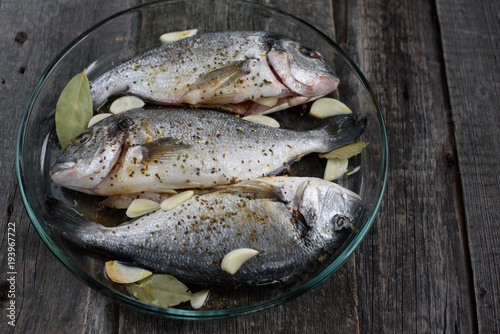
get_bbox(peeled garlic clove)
[190,289,210,309]
[242,115,280,128]
[160,29,198,44]
[109,96,145,114]
[160,190,194,211]
[252,96,278,107]
[309,98,352,118]
[88,113,112,128]
[126,199,160,218]
[323,158,349,181]
[105,261,152,284]
[221,248,259,275]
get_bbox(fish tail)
[44,197,103,248]
[90,72,128,108]
[316,114,367,151]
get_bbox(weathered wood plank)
[333,0,475,332]
[0,1,138,333]
[436,0,500,332]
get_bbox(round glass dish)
[16,0,387,319]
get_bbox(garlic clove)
[105,260,152,284]
[309,98,352,118]
[221,248,259,275]
[190,289,210,309]
[160,29,198,44]
[126,199,160,218]
[160,190,194,211]
[323,158,349,181]
[242,115,280,128]
[88,113,112,128]
[109,96,145,114]
[252,96,279,107]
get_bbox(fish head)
[297,178,362,244]
[50,116,131,193]
[267,39,340,97]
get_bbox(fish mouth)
[283,69,340,97]
[308,71,340,95]
[49,144,124,194]
[266,48,340,98]
[50,162,97,194]
[339,186,362,204]
[50,161,76,174]
[269,56,338,93]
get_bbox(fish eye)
[77,134,91,145]
[299,47,321,59]
[332,215,350,230]
[117,119,130,131]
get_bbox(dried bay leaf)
[55,70,93,149]
[127,274,193,307]
[319,141,369,160]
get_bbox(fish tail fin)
[316,114,367,151]
[90,72,129,108]
[43,197,103,248]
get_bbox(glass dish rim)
[15,0,388,320]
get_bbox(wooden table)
[1,0,498,332]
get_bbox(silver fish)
[90,31,339,115]
[50,107,366,195]
[45,177,363,285]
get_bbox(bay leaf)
[55,70,93,149]
[127,274,193,307]
[319,141,369,160]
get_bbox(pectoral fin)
[182,60,254,104]
[216,180,284,202]
[141,138,192,162]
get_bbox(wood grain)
[436,0,500,332]
[0,1,137,333]
[3,0,499,332]
[333,0,476,332]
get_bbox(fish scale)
[50,106,366,195]
[45,177,363,285]
[89,31,339,115]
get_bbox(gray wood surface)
[333,0,475,332]
[1,0,499,333]
[436,0,500,331]
[333,0,499,332]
